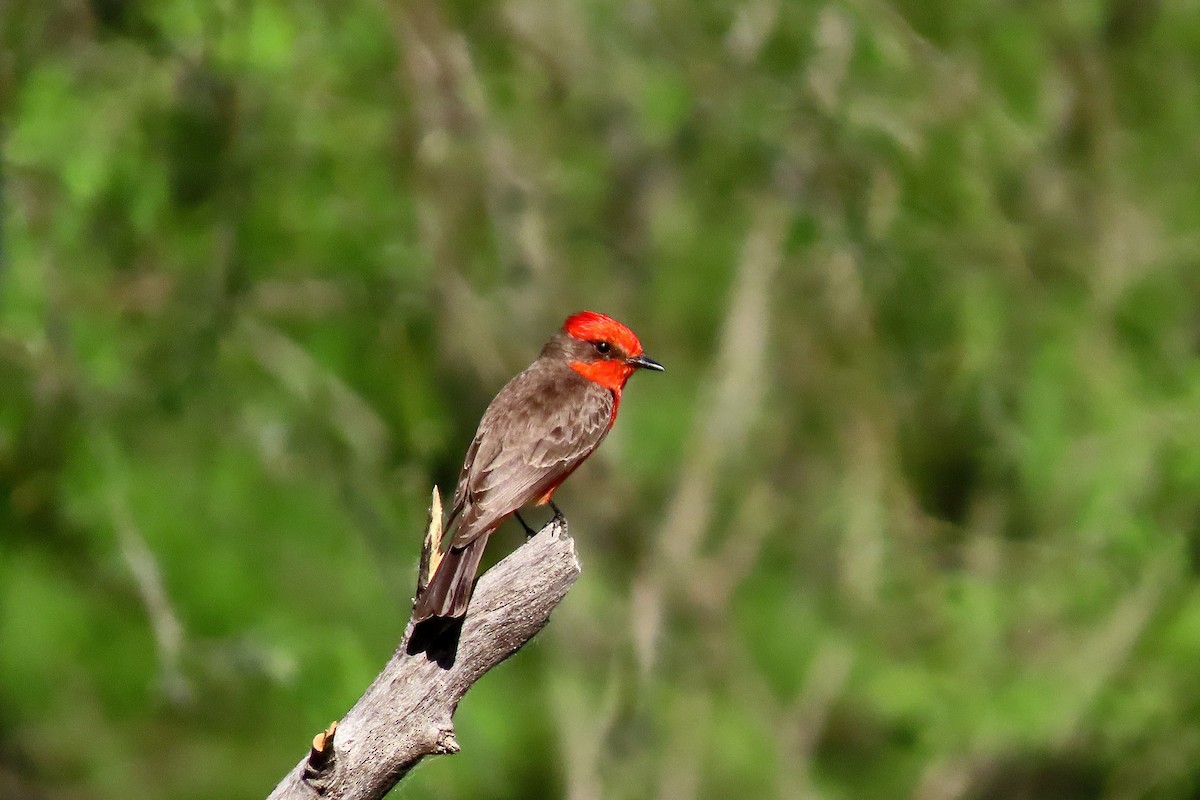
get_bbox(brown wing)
[447,364,614,548]
[444,430,481,532]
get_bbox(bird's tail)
[413,536,489,621]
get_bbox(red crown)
[562,311,643,355]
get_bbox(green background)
[4,0,1200,797]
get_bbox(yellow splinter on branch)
[417,486,444,597]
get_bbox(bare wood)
[267,495,580,800]
[417,487,445,594]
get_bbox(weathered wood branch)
[267,490,580,800]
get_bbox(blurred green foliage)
[4,0,1200,798]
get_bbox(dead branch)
[267,489,580,800]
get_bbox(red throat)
[569,360,634,395]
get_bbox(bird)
[413,311,663,622]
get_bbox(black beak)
[627,354,665,372]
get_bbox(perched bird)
[414,311,663,621]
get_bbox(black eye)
[594,341,612,355]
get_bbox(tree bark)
[267,502,580,800]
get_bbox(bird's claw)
[515,511,537,540]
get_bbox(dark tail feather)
[413,536,489,621]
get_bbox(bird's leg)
[514,511,537,540]
[548,500,565,524]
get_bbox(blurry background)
[3,0,1200,798]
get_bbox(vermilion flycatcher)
[413,311,663,621]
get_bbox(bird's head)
[554,311,664,392]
